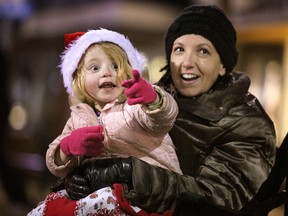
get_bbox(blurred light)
[0,0,32,20]
[9,152,45,171]
[148,56,166,83]
[8,103,28,130]
[262,60,281,112]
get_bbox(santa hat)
[60,28,146,94]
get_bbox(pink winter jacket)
[46,86,181,178]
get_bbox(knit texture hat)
[60,28,146,94]
[165,5,238,73]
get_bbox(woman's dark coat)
[125,71,276,216]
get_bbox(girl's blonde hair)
[71,42,133,107]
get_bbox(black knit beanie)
[164,5,238,73]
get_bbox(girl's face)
[83,46,124,108]
[170,34,226,97]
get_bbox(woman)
[58,5,276,216]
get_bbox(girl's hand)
[121,70,157,105]
[60,125,104,157]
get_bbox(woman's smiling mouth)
[181,73,199,81]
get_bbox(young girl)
[28,28,180,215]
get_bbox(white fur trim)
[60,28,146,94]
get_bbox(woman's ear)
[219,64,226,76]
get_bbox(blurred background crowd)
[0,0,288,215]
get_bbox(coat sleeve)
[189,116,276,211]
[46,103,98,178]
[124,114,276,213]
[46,117,80,178]
[137,85,179,135]
[124,157,204,213]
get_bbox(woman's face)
[170,34,226,97]
[83,46,124,108]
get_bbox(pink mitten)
[60,125,104,157]
[121,70,157,105]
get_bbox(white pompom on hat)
[60,28,146,94]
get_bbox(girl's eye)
[112,64,118,71]
[92,65,100,72]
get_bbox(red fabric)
[113,184,174,216]
[113,183,139,215]
[45,195,77,216]
[121,70,157,105]
[64,32,86,47]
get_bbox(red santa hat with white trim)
[60,28,146,94]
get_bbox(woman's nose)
[182,53,195,69]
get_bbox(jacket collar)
[176,71,250,121]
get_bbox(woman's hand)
[64,157,132,200]
[83,157,132,192]
[65,166,90,200]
